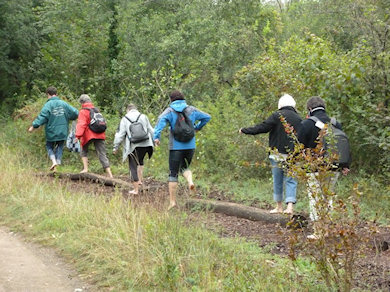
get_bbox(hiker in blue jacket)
[154,90,211,210]
[28,86,78,171]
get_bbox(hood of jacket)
[170,100,188,112]
[81,102,94,109]
[125,109,141,120]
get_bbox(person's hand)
[28,126,34,133]
[73,137,79,143]
[238,128,243,134]
[342,168,350,176]
[154,139,160,146]
[113,149,117,155]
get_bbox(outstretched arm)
[153,112,170,140]
[75,110,88,139]
[240,113,275,135]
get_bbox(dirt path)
[0,227,89,292]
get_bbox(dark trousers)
[168,149,195,182]
[128,146,153,182]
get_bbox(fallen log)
[45,172,133,189]
[185,198,292,226]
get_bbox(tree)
[0,0,41,112]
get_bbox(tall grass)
[0,146,325,290]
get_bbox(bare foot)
[283,209,293,215]
[270,208,283,214]
[128,190,138,195]
[50,164,57,171]
[80,169,88,174]
[168,203,177,211]
[189,183,195,191]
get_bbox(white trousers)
[307,172,340,221]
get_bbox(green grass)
[0,146,326,291]
[1,114,388,290]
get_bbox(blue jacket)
[153,100,211,150]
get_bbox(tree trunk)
[47,172,133,188]
[185,198,292,226]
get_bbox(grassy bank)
[0,146,326,291]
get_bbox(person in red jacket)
[75,94,113,178]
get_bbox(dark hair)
[306,96,326,111]
[169,90,185,102]
[46,86,57,96]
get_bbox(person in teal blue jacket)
[29,87,79,171]
[154,90,211,210]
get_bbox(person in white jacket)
[113,104,154,194]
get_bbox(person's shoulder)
[161,107,174,115]
[302,117,316,126]
[186,105,196,110]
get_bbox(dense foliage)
[1,0,389,178]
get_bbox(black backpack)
[309,116,351,166]
[172,108,195,142]
[85,108,107,133]
[124,114,149,143]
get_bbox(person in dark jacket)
[297,96,350,238]
[298,97,350,174]
[28,86,79,171]
[154,90,211,210]
[239,94,302,214]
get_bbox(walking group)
[29,87,350,224]
[29,87,211,210]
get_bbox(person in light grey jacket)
[113,104,154,194]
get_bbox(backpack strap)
[135,113,142,122]
[124,114,141,124]
[172,107,189,117]
[310,116,338,126]
[82,107,98,114]
[308,116,326,129]
[124,116,133,123]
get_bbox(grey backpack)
[125,114,149,143]
[309,116,351,166]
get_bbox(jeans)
[46,141,65,165]
[269,158,297,204]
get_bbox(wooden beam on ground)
[185,198,291,226]
[45,172,133,189]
